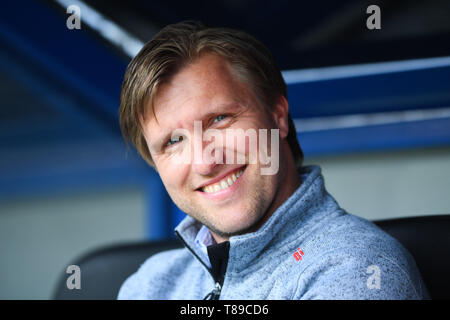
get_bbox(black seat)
[53,215,450,300]
[373,214,450,300]
[53,239,182,300]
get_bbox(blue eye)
[213,115,227,123]
[166,135,183,147]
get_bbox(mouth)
[197,166,246,194]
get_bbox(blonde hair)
[119,21,303,168]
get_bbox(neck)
[255,146,302,232]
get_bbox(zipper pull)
[203,282,222,300]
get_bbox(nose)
[192,139,221,176]
[193,159,218,176]
[191,131,225,176]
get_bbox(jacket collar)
[174,165,338,274]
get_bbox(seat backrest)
[374,214,450,300]
[53,239,182,300]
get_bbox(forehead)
[150,54,253,123]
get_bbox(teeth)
[202,168,244,193]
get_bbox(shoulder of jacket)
[137,247,193,276]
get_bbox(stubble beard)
[177,173,279,240]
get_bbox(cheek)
[154,158,190,192]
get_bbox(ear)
[271,96,289,139]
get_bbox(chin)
[210,210,264,237]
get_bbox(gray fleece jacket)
[118,165,429,300]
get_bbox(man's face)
[142,53,288,240]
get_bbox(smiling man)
[117,21,429,300]
[139,52,299,244]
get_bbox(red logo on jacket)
[293,248,304,262]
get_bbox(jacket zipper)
[174,230,222,300]
[203,282,221,300]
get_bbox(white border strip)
[294,107,450,132]
[283,56,450,84]
[54,0,144,57]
